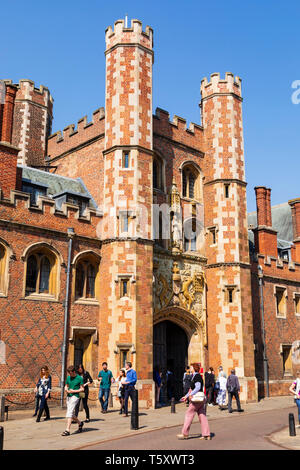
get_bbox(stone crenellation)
[200,72,242,99]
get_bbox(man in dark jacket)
[204,367,215,406]
[226,369,244,413]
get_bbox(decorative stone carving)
[153,257,207,346]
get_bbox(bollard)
[0,426,3,451]
[171,397,176,413]
[289,413,296,436]
[130,389,139,430]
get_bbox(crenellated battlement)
[3,79,53,108]
[154,107,203,136]
[105,18,153,51]
[256,253,300,278]
[200,72,242,99]
[47,107,105,159]
[0,188,102,234]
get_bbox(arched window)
[153,155,164,191]
[25,249,57,297]
[74,254,100,301]
[182,165,201,200]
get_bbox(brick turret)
[289,198,300,263]
[2,79,53,167]
[253,186,278,258]
[99,19,154,407]
[201,72,257,401]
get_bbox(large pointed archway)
[153,306,204,400]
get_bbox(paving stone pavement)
[1,395,299,450]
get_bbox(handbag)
[191,391,205,403]
[79,391,85,399]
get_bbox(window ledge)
[276,314,286,319]
[22,294,59,303]
[74,299,99,306]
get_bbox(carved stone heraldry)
[153,259,207,346]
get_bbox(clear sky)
[1,0,300,211]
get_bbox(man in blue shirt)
[123,361,137,417]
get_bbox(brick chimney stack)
[0,82,20,199]
[1,84,17,143]
[288,198,300,263]
[253,186,278,257]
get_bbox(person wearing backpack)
[226,369,243,413]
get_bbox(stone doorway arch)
[153,306,204,400]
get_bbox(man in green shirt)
[62,365,85,436]
[98,362,114,413]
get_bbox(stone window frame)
[153,152,166,193]
[179,161,203,203]
[117,210,136,237]
[121,150,130,169]
[0,238,13,298]
[206,225,219,247]
[72,251,101,305]
[22,242,62,302]
[223,284,239,304]
[274,285,288,318]
[114,274,135,300]
[114,343,136,369]
[293,292,300,317]
[280,343,293,377]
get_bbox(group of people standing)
[178,364,244,440]
[33,361,137,436]
[183,365,244,413]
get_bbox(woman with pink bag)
[177,363,211,440]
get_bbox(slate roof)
[20,166,97,208]
[248,202,293,249]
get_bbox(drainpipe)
[60,227,75,407]
[258,265,269,397]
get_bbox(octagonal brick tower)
[201,73,257,402]
[99,19,154,407]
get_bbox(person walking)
[62,365,85,436]
[116,368,127,414]
[153,366,162,408]
[204,367,215,406]
[123,361,137,417]
[226,369,243,413]
[289,370,300,425]
[34,366,51,422]
[97,362,114,413]
[183,366,192,406]
[216,368,227,410]
[74,364,93,423]
[177,363,211,441]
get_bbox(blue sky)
[1,0,300,211]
